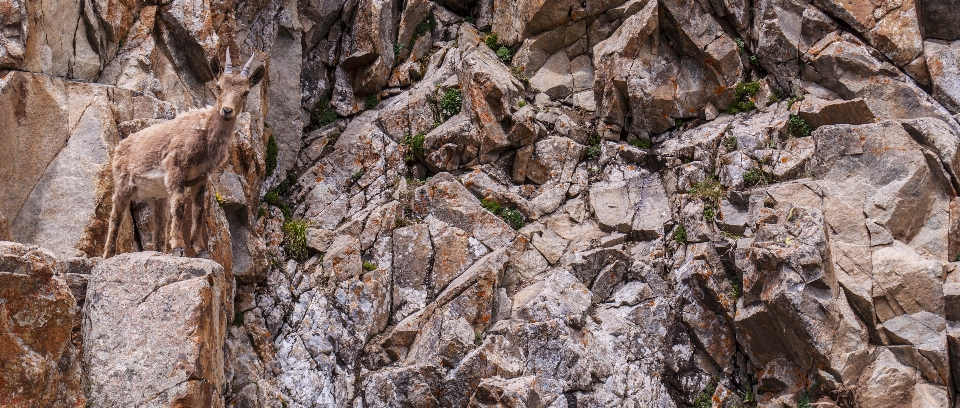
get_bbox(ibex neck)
[205,109,238,145]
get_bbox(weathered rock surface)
[0,242,84,408]
[83,252,230,408]
[3,0,960,406]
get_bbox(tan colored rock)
[83,252,229,407]
[0,242,84,408]
[924,39,960,114]
[0,71,173,257]
[796,96,876,128]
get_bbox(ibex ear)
[248,65,266,87]
[209,57,222,78]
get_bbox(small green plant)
[585,134,602,160]
[265,134,279,175]
[362,260,378,271]
[689,176,725,208]
[729,277,742,300]
[727,81,761,114]
[500,208,525,230]
[797,390,812,408]
[749,54,760,66]
[788,114,812,137]
[675,118,684,128]
[743,166,770,186]
[734,37,746,52]
[282,219,310,261]
[481,198,524,229]
[483,32,499,50]
[628,137,652,148]
[741,384,756,404]
[693,381,716,408]
[702,204,715,220]
[787,95,804,110]
[413,13,437,40]
[724,135,738,149]
[365,95,380,110]
[474,331,483,345]
[518,100,527,108]
[232,311,245,326]
[511,66,530,84]
[673,225,687,244]
[215,192,225,207]
[394,42,405,57]
[352,168,366,183]
[403,132,426,163]
[310,98,338,128]
[480,198,503,215]
[464,16,476,24]
[496,46,514,63]
[438,88,463,121]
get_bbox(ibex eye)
[243,91,249,96]
[216,85,222,93]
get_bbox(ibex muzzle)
[103,48,266,258]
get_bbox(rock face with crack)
[83,252,230,408]
[4,0,960,406]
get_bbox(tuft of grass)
[728,82,761,114]
[483,32,499,50]
[365,95,380,110]
[403,132,426,163]
[481,198,524,230]
[734,37,746,52]
[265,134,279,176]
[352,168,366,183]
[232,311,245,326]
[693,381,716,408]
[464,16,476,24]
[394,42,405,57]
[743,166,771,187]
[362,261,378,271]
[585,134,602,160]
[414,14,437,38]
[628,137,652,148]
[673,225,687,244]
[518,100,527,108]
[480,198,503,215]
[797,390,812,408]
[703,204,715,220]
[496,46,514,63]
[724,135,738,149]
[729,276,742,300]
[500,208,524,229]
[282,219,310,261]
[689,176,725,208]
[438,88,463,121]
[749,54,760,66]
[310,98,337,128]
[788,114,812,137]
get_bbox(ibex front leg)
[166,169,187,257]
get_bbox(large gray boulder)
[83,253,231,408]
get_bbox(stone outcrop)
[0,242,84,408]
[83,252,231,407]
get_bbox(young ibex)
[103,48,265,258]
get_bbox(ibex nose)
[221,107,234,117]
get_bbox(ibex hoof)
[197,250,211,259]
[171,247,186,257]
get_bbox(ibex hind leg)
[189,185,211,259]
[148,199,168,253]
[103,184,135,258]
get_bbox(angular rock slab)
[83,252,229,408]
[0,241,84,408]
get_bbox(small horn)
[241,52,256,77]
[224,47,233,74]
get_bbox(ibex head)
[209,47,266,120]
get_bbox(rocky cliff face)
[2,0,960,407]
